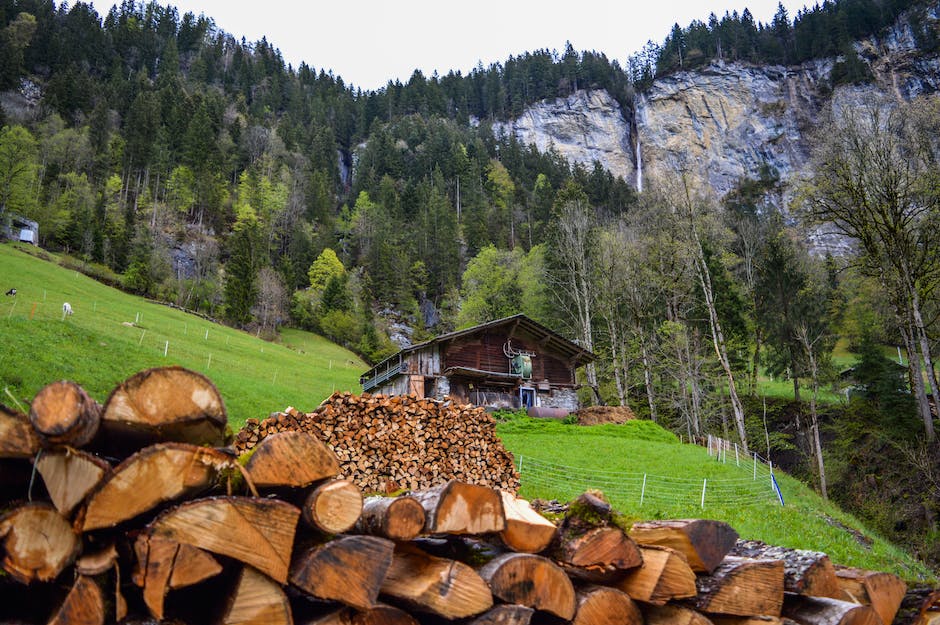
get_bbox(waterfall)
[635,139,643,194]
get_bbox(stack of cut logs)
[0,365,935,625]
[233,392,520,493]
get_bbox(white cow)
[62,302,73,316]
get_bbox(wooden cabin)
[359,314,596,412]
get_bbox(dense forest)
[1,0,940,564]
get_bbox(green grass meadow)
[497,416,935,582]
[0,244,365,427]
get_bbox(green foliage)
[0,125,38,219]
[224,208,265,325]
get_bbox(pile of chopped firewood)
[233,392,520,493]
[0,366,932,625]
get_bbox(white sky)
[94,1,811,91]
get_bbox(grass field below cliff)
[497,415,936,582]
[0,243,365,427]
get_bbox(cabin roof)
[360,314,596,384]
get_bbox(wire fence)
[516,434,785,509]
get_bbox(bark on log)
[614,545,698,605]
[711,617,786,625]
[302,479,363,534]
[643,604,716,625]
[99,366,227,453]
[37,448,110,516]
[894,588,940,625]
[379,543,493,619]
[76,542,118,576]
[243,430,340,488]
[29,380,101,448]
[732,541,842,599]
[783,595,882,625]
[355,496,426,541]
[411,481,505,535]
[0,403,39,458]
[290,535,394,610]
[835,568,907,625]
[477,552,576,620]
[498,491,556,554]
[80,443,233,531]
[0,502,80,584]
[630,519,739,574]
[48,574,105,625]
[691,556,785,616]
[221,565,293,625]
[572,585,643,625]
[469,605,535,625]
[148,496,299,584]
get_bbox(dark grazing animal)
[4,288,15,296]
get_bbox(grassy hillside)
[0,244,365,427]
[497,415,936,582]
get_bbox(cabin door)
[519,387,535,409]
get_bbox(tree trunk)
[910,287,938,442]
[900,323,935,442]
[731,540,842,598]
[640,337,658,422]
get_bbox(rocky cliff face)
[493,5,940,202]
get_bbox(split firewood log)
[630,519,739,574]
[643,603,716,625]
[614,545,698,605]
[29,380,101,448]
[783,595,881,625]
[75,543,126,622]
[243,430,340,488]
[221,565,293,625]
[498,491,556,554]
[79,443,233,531]
[148,496,299,584]
[549,491,642,581]
[355,495,426,541]
[573,585,643,625]
[36,448,110,516]
[0,403,39,458]
[690,556,785,616]
[469,605,535,625]
[99,366,227,453]
[552,526,643,581]
[48,574,105,625]
[477,553,576,620]
[895,588,940,625]
[835,567,907,625]
[302,479,363,534]
[380,543,493,619]
[290,535,394,610]
[0,502,80,584]
[302,605,419,625]
[132,533,223,619]
[732,541,842,599]
[411,480,505,535]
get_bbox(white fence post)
[735,443,739,466]
[700,478,707,509]
[640,474,647,506]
